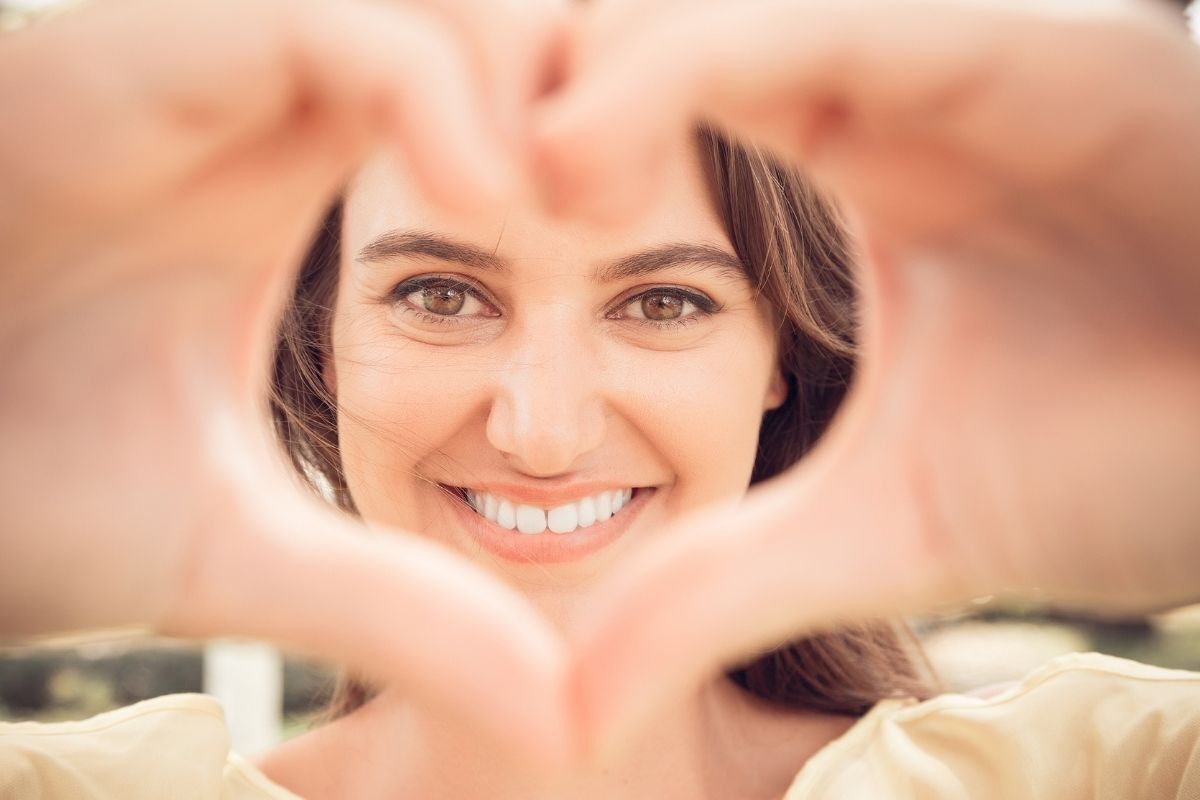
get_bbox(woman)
[250,60,1200,794]
[2,0,1200,797]
[259,129,935,797]
[10,90,1200,800]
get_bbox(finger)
[535,0,978,221]
[0,0,514,234]
[564,0,695,72]
[163,429,572,769]
[570,415,955,760]
[407,0,570,147]
[533,0,1166,224]
[291,0,520,215]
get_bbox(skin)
[536,0,1200,755]
[333,144,785,614]
[1,0,1199,784]
[0,0,576,766]
[256,142,852,800]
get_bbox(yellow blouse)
[783,652,1200,799]
[1,652,1197,799]
[0,693,298,799]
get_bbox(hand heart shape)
[2,0,1198,778]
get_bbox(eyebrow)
[356,229,748,284]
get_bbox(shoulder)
[0,694,298,799]
[786,653,1200,800]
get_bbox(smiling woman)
[265,127,935,796]
[5,0,1200,796]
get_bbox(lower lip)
[443,487,654,565]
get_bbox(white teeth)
[462,488,636,534]
[496,499,516,530]
[515,504,546,534]
[596,492,613,521]
[547,503,578,534]
[577,496,596,528]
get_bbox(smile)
[441,483,652,564]
[462,487,635,535]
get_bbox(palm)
[842,219,1200,610]
[796,2,1200,609]
[0,0,570,765]
[0,0,381,635]
[548,0,1200,755]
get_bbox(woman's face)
[331,142,785,620]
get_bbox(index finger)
[569,426,953,760]
[534,0,1187,223]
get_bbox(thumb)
[163,418,572,770]
[570,408,955,760]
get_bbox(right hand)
[534,0,1200,757]
[0,0,571,767]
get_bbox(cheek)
[606,329,776,506]
[331,308,779,520]
[332,334,486,516]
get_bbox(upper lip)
[444,482,641,507]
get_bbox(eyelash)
[388,275,494,327]
[608,287,718,330]
[386,275,719,330]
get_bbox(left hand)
[533,0,1200,757]
[0,0,573,767]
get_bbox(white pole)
[202,640,283,755]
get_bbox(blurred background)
[1,0,1197,759]
[2,602,1199,755]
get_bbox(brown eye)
[640,293,684,320]
[614,287,715,328]
[393,275,497,322]
[421,285,466,315]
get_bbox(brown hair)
[270,129,938,720]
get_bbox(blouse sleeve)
[787,652,1200,799]
[0,694,234,799]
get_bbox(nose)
[485,319,606,476]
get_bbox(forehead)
[342,135,733,273]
